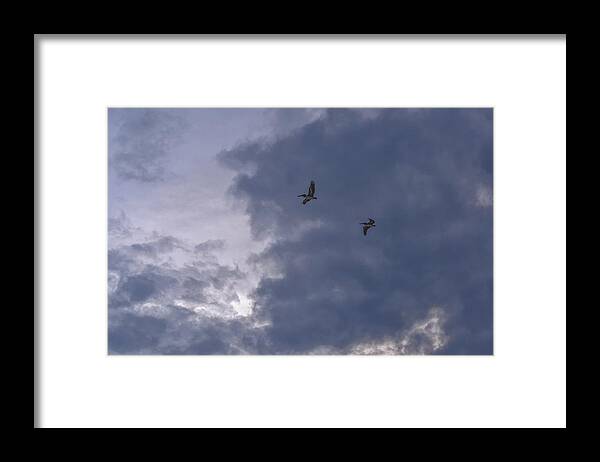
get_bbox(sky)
[108,108,493,355]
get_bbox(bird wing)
[298,194,307,197]
[368,218,375,225]
[363,225,369,236]
[308,181,315,196]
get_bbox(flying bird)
[360,218,376,236]
[298,180,317,205]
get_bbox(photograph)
[108,108,493,355]
[36,35,565,428]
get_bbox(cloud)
[107,213,260,354]
[475,185,493,207]
[109,109,189,182]
[218,108,493,354]
[108,109,493,355]
[307,306,448,355]
[194,239,225,253]
[348,307,448,355]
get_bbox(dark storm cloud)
[109,313,168,353]
[219,109,493,354]
[109,109,189,182]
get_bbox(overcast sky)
[108,108,493,355]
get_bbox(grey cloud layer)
[108,108,493,355]
[109,109,189,182]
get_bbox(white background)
[36,35,566,428]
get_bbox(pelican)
[360,218,376,236]
[298,180,317,205]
